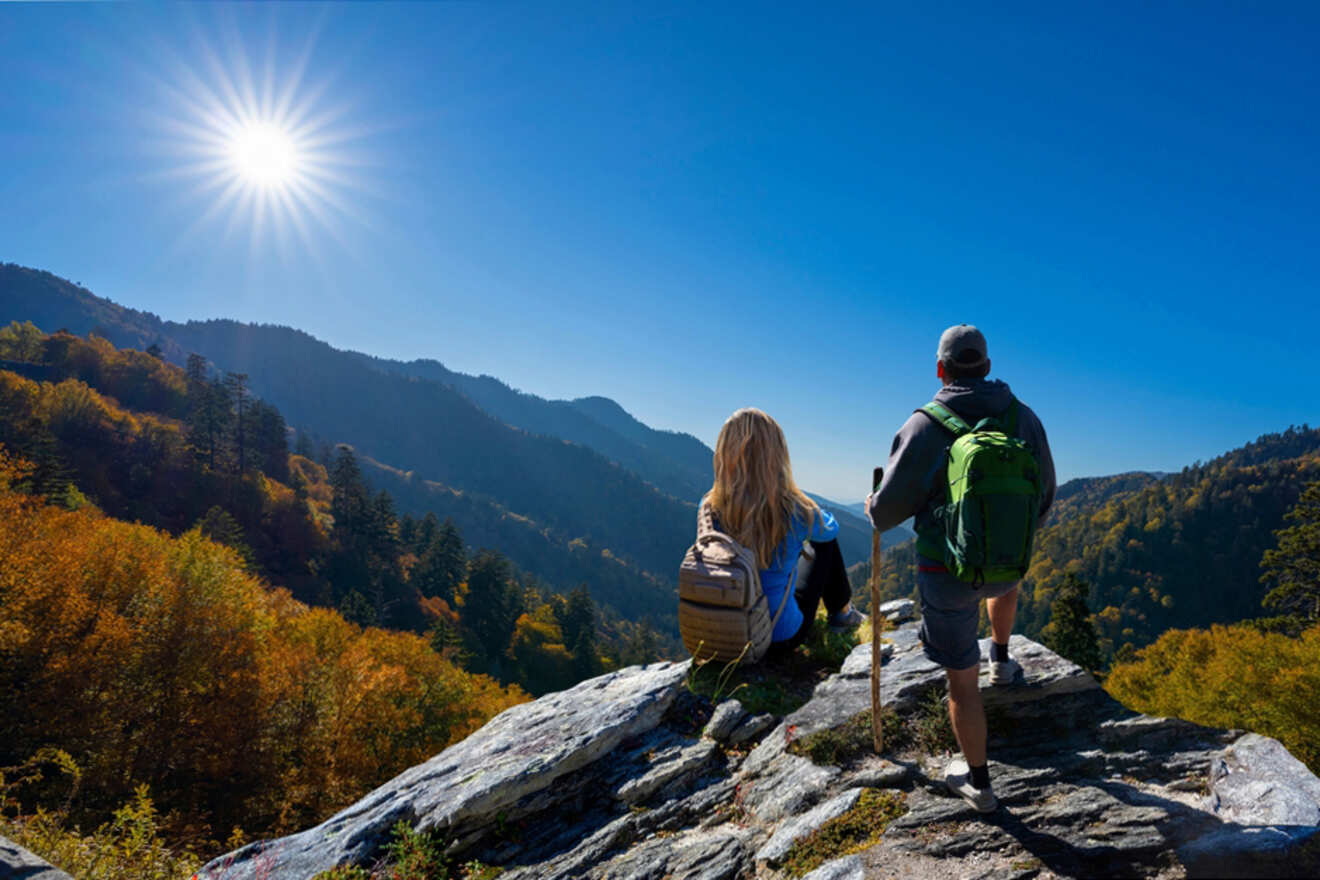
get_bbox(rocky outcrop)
[0,835,73,880]
[876,598,916,624]
[203,625,1320,879]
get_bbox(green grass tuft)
[686,612,871,717]
[788,686,956,766]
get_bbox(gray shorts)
[917,565,1018,670]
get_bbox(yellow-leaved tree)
[1105,623,1320,771]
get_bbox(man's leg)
[986,586,1021,685]
[987,586,1018,645]
[946,664,986,766]
[917,567,997,811]
[943,662,996,811]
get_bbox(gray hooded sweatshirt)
[867,378,1056,560]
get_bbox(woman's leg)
[768,541,855,660]
[806,539,853,615]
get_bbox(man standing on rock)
[866,324,1055,813]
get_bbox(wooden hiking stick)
[869,466,884,754]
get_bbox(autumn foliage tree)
[1,325,649,706]
[1105,622,1320,772]
[0,444,526,846]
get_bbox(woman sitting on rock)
[703,407,866,656]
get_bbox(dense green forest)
[850,426,1320,661]
[0,323,661,691]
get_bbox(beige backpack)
[678,501,795,664]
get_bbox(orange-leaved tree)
[0,444,526,849]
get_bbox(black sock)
[969,763,991,790]
[992,641,1010,662]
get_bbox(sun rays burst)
[144,19,375,262]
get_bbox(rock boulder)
[202,625,1320,879]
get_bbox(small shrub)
[310,823,503,880]
[780,789,907,877]
[314,867,372,880]
[788,712,875,766]
[1,788,201,880]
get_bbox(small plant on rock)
[780,789,908,877]
[310,823,502,880]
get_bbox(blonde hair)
[706,408,818,568]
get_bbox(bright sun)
[228,123,300,187]
[156,30,367,254]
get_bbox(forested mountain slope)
[1045,471,1164,526]
[1020,426,1320,656]
[161,319,695,575]
[0,441,527,855]
[350,355,902,562]
[0,325,666,686]
[355,352,714,502]
[0,265,694,600]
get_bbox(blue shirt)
[762,508,839,642]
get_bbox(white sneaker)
[945,758,998,813]
[988,656,1023,686]
[827,606,867,633]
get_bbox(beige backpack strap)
[766,546,801,633]
[696,498,719,538]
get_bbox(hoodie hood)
[933,378,1015,421]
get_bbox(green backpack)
[916,400,1043,586]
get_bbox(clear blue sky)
[2,2,1318,501]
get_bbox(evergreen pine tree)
[558,585,598,678]
[225,372,250,474]
[196,505,255,569]
[193,379,234,470]
[413,512,441,555]
[329,446,370,537]
[464,550,523,678]
[246,400,289,482]
[413,518,467,603]
[1043,573,1103,672]
[25,427,75,507]
[293,430,315,459]
[1260,480,1320,626]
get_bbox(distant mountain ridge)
[349,352,713,502]
[0,262,882,625]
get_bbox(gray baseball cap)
[937,324,988,368]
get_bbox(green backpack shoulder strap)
[1003,398,1020,434]
[918,402,973,437]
